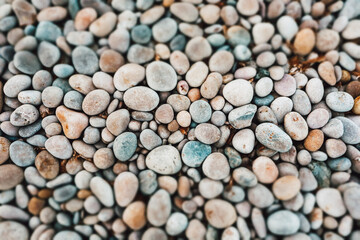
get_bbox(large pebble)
[194,123,220,145]
[252,156,278,184]
[113,132,137,162]
[316,188,346,217]
[223,79,253,107]
[255,123,293,152]
[13,51,41,74]
[326,92,354,112]
[90,176,114,207]
[272,176,301,201]
[114,172,138,207]
[0,221,28,240]
[82,89,110,115]
[0,164,24,190]
[204,199,237,229]
[35,150,59,180]
[123,201,146,230]
[170,2,198,23]
[147,189,171,226]
[9,141,36,167]
[113,63,145,91]
[202,153,230,180]
[284,112,308,141]
[146,145,182,175]
[45,135,73,159]
[72,46,99,75]
[181,141,211,167]
[232,129,255,154]
[56,106,88,139]
[336,116,360,144]
[146,61,177,91]
[189,100,212,123]
[277,16,298,40]
[229,104,257,129]
[344,187,360,220]
[267,210,300,236]
[185,37,212,62]
[123,87,159,111]
[10,104,39,127]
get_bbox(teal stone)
[53,64,75,78]
[72,46,99,75]
[136,0,154,10]
[35,21,62,43]
[24,25,36,35]
[223,185,245,203]
[52,78,72,93]
[0,16,17,32]
[170,34,186,51]
[217,45,231,51]
[64,90,84,111]
[207,34,226,47]
[228,28,251,47]
[254,95,275,106]
[18,120,42,138]
[327,157,352,171]
[113,132,137,161]
[57,212,72,227]
[206,226,219,240]
[233,45,251,61]
[131,25,152,44]
[267,210,300,236]
[0,46,15,62]
[14,51,41,75]
[53,185,77,203]
[255,68,270,80]
[139,170,158,195]
[308,161,331,188]
[181,141,211,167]
[228,104,257,129]
[68,0,80,19]
[9,140,36,167]
[224,147,242,168]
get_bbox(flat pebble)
[146,61,177,91]
[146,145,182,175]
[316,188,346,217]
[255,123,293,152]
[267,210,300,236]
[124,87,159,111]
[204,199,237,229]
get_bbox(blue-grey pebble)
[326,91,354,112]
[0,46,15,62]
[182,141,211,167]
[127,44,155,64]
[152,18,177,43]
[35,21,62,42]
[18,120,42,138]
[54,230,82,240]
[9,141,36,167]
[267,210,300,236]
[52,78,73,93]
[339,51,356,71]
[24,167,46,187]
[207,34,226,47]
[136,0,153,10]
[223,185,245,203]
[228,27,251,47]
[13,51,41,75]
[72,46,99,75]
[139,170,158,195]
[255,123,293,152]
[53,185,77,203]
[0,190,15,204]
[37,41,60,67]
[57,212,72,226]
[113,132,137,161]
[24,25,36,35]
[224,147,242,168]
[26,134,47,147]
[189,100,212,123]
[327,157,352,171]
[233,44,252,61]
[170,34,186,51]
[32,70,52,91]
[131,25,152,44]
[254,95,275,106]
[53,64,74,78]
[336,116,360,144]
[64,90,84,111]
[308,161,331,188]
[66,31,94,46]
[0,16,17,32]
[228,104,257,129]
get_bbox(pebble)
[185,37,212,62]
[113,132,137,162]
[123,201,146,230]
[14,51,41,75]
[316,188,346,217]
[293,28,316,55]
[53,185,77,203]
[56,106,88,139]
[113,63,145,91]
[9,140,36,167]
[146,61,177,91]
[204,199,237,229]
[209,50,234,74]
[170,3,198,23]
[284,112,309,141]
[255,123,293,152]
[53,231,82,240]
[277,16,298,40]
[72,46,99,75]
[272,176,301,201]
[223,79,253,107]
[232,128,255,154]
[181,141,211,167]
[237,0,259,16]
[124,87,159,111]
[0,221,29,240]
[35,150,59,180]
[0,164,24,190]
[45,135,73,159]
[114,172,138,207]
[252,156,278,184]
[202,153,230,180]
[316,29,340,52]
[344,187,360,220]
[90,176,114,207]
[274,74,296,97]
[267,210,300,236]
[166,212,188,236]
[189,100,212,123]
[146,145,182,175]
[82,89,110,115]
[194,123,220,145]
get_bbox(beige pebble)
[293,28,315,55]
[252,156,279,184]
[318,61,336,86]
[204,199,237,229]
[122,201,146,230]
[56,105,88,139]
[272,176,301,201]
[74,8,97,31]
[114,172,138,207]
[89,12,117,37]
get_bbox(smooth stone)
[181,141,211,167]
[185,36,212,62]
[114,172,138,207]
[318,61,336,86]
[93,148,115,169]
[342,20,360,40]
[189,100,212,123]
[255,123,293,152]
[72,46,99,75]
[113,63,145,91]
[299,167,318,192]
[228,104,257,129]
[10,104,39,127]
[339,51,356,71]
[38,41,60,67]
[123,86,159,111]
[147,189,171,226]
[54,231,82,240]
[284,112,309,141]
[74,8,97,31]
[0,137,10,164]
[277,16,298,40]
[256,51,275,68]
[63,91,83,110]
[146,61,177,92]
[109,28,130,53]
[293,28,316,55]
[153,18,177,43]
[89,12,116,37]
[255,77,273,97]
[69,74,95,95]
[56,106,88,139]
[146,145,182,175]
[274,74,296,97]
[45,135,73,159]
[90,176,114,207]
[252,156,278,184]
[326,91,354,112]
[170,2,199,22]
[307,108,329,129]
[9,141,36,167]
[322,118,344,138]
[327,157,351,171]
[139,129,162,150]
[223,79,253,107]
[166,212,188,236]
[35,150,59,180]
[131,24,151,44]
[0,205,29,221]
[272,176,301,201]
[233,167,257,187]
[343,187,360,220]
[0,164,24,190]
[194,123,220,145]
[209,50,234,74]
[4,75,31,98]
[199,178,223,199]
[267,210,300,236]
[232,129,255,154]
[0,221,28,240]
[316,29,340,52]
[113,132,137,162]
[127,44,155,64]
[237,0,259,16]
[202,152,230,180]
[66,31,94,46]
[336,117,360,144]
[13,51,41,74]
[233,45,251,61]
[248,184,274,208]
[308,161,331,188]
[204,199,237,229]
[82,89,110,115]
[53,185,77,202]
[35,21,62,42]
[138,170,158,195]
[306,78,324,104]
[105,109,129,136]
[225,147,243,168]
[123,201,147,230]
[252,22,275,44]
[316,188,346,217]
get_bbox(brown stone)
[77,189,92,199]
[353,96,360,114]
[56,105,89,139]
[293,28,316,56]
[37,189,53,199]
[318,61,336,86]
[35,150,59,180]
[28,197,45,215]
[0,137,10,165]
[74,7,97,31]
[346,81,360,98]
[0,164,24,190]
[304,129,324,152]
[123,201,147,230]
[99,49,125,73]
[12,0,37,26]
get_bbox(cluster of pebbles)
[1,0,360,239]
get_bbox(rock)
[14,51,41,75]
[147,189,171,226]
[123,201,147,230]
[45,135,73,159]
[113,132,137,162]
[318,61,336,86]
[89,12,116,37]
[277,16,298,40]
[53,185,77,202]
[38,41,60,67]
[316,188,346,217]
[123,86,159,111]
[223,79,253,107]
[256,51,276,68]
[82,89,110,115]
[274,74,296,97]
[0,137,10,164]
[284,112,308,141]
[342,20,360,40]
[255,123,293,152]
[9,141,36,167]
[146,61,177,91]
[272,176,301,201]
[12,0,36,26]
[72,46,99,75]
[127,44,155,64]
[35,150,59,180]
[56,106,88,139]
[316,29,340,52]
[4,75,31,98]
[293,28,315,55]
[237,0,259,16]
[181,141,211,167]
[74,7,97,31]
[93,148,115,169]
[307,108,329,129]
[69,74,95,95]
[0,164,24,190]
[229,104,257,129]
[202,153,230,180]
[304,129,324,152]
[252,23,275,45]
[170,2,198,22]
[252,156,278,184]
[267,210,300,236]
[153,18,177,43]
[90,176,114,207]
[189,100,212,123]
[322,118,344,138]
[166,212,188,236]
[336,117,360,144]
[194,123,220,145]
[185,36,212,62]
[326,92,354,112]
[344,187,360,220]
[209,50,234,74]
[113,63,145,91]
[0,221,28,240]
[114,172,138,207]
[146,145,182,175]
[106,109,130,136]
[204,199,237,229]
[233,167,257,187]
[232,129,255,154]
[53,231,82,240]
[99,49,125,73]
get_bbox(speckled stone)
[113,132,137,162]
[255,123,293,152]
[123,87,159,112]
[204,199,237,229]
[181,141,211,167]
[229,104,257,129]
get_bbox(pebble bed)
[0,0,360,239]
